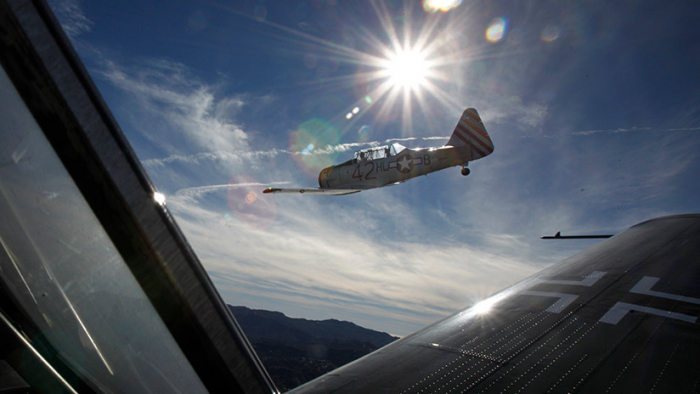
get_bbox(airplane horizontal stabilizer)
[262,188,360,195]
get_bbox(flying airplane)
[263,108,494,195]
[2,2,700,393]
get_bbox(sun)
[368,36,444,133]
[253,1,469,134]
[382,47,430,91]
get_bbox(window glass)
[0,65,207,394]
[390,143,406,156]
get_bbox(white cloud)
[142,149,285,170]
[165,193,538,335]
[487,101,549,129]
[140,135,453,172]
[98,59,249,155]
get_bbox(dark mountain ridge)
[228,305,398,391]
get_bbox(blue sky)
[49,0,700,336]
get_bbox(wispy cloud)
[165,194,538,335]
[573,126,700,136]
[98,58,249,154]
[142,149,285,170]
[141,136,452,170]
[47,0,92,38]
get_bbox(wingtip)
[262,188,275,194]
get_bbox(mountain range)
[229,306,398,391]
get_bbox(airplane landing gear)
[461,163,470,176]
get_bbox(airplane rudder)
[453,108,494,159]
[464,108,482,123]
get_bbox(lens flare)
[486,17,508,42]
[290,118,341,177]
[253,5,267,22]
[302,143,314,156]
[357,124,372,143]
[227,175,276,230]
[245,191,258,204]
[541,25,561,42]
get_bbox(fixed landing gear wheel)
[461,167,470,176]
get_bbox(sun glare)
[423,0,462,13]
[383,49,429,90]
[268,1,468,135]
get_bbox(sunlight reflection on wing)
[467,291,510,317]
[470,297,497,315]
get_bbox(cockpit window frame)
[0,0,277,392]
[351,143,406,163]
[390,143,406,156]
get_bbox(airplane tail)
[446,108,494,160]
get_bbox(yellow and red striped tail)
[447,108,494,160]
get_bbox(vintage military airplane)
[263,108,494,195]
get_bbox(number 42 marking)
[352,163,377,181]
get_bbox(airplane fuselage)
[318,145,472,190]
[264,108,493,195]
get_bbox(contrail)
[573,127,651,136]
[141,136,451,169]
[142,149,288,169]
[385,136,449,142]
[172,181,291,200]
[573,126,700,136]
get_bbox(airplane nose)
[318,166,334,187]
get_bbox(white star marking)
[397,156,412,172]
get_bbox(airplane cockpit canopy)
[353,143,406,162]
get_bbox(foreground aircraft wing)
[290,214,700,394]
[263,187,361,195]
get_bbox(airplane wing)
[263,182,402,196]
[289,214,700,394]
[263,187,361,195]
